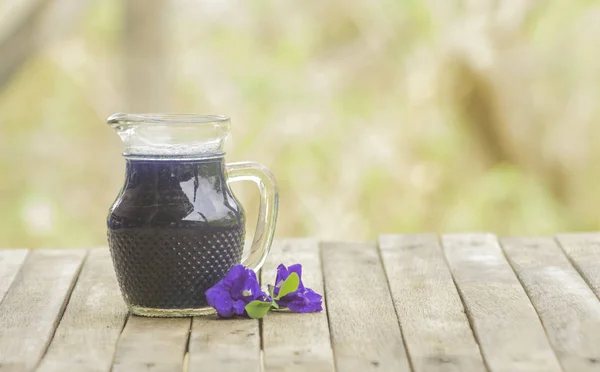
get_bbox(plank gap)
[182,351,189,372]
[438,237,491,372]
[37,248,128,372]
[448,269,489,371]
[375,240,415,372]
[319,244,340,372]
[380,234,486,372]
[562,253,599,302]
[503,236,600,372]
[111,316,191,372]
[35,250,89,370]
[181,316,192,372]
[321,241,410,372]
[258,268,265,372]
[189,314,260,372]
[0,249,29,305]
[258,268,265,367]
[261,238,335,372]
[0,249,87,371]
[497,238,561,370]
[555,234,600,302]
[259,318,265,371]
[441,234,562,372]
[109,314,131,372]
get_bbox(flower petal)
[214,291,234,318]
[233,300,246,316]
[275,264,290,287]
[230,279,245,301]
[222,264,246,289]
[242,276,262,301]
[205,285,225,308]
[302,288,323,312]
[287,292,310,313]
[277,289,305,308]
[245,268,259,283]
[230,267,264,302]
[287,264,305,291]
[286,287,323,313]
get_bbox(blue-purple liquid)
[107,158,245,309]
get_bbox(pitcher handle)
[225,162,279,272]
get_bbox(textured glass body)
[107,158,245,310]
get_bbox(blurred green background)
[1,0,599,248]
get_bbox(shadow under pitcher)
[106,113,278,317]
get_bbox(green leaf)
[271,301,280,309]
[276,272,299,299]
[245,300,272,319]
[268,285,275,298]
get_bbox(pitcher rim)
[107,113,230,126]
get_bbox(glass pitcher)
[106,113,278,317]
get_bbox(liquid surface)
[107,158,245,309]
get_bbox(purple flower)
[205,264,269,317]
[271,264,323,313]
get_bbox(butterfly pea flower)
[206,263,323,318]
[205,264,269,318]
[271,263,323,313]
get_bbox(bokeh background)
[1,0,600,248]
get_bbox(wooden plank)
[0,249,28,303]
[261,238,335,372]
[379,234,486,372]
[556,233,600,299]
[0,249,86,372]
[187,237,260,372]
[187,237,259,372]
[501,236,600,371]
[36,248,128,372]
[442,234,562,372]
[111,316,191,372]
[322,241,411,372]
[188,315,260,372]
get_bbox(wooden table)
[1,234,600,372]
